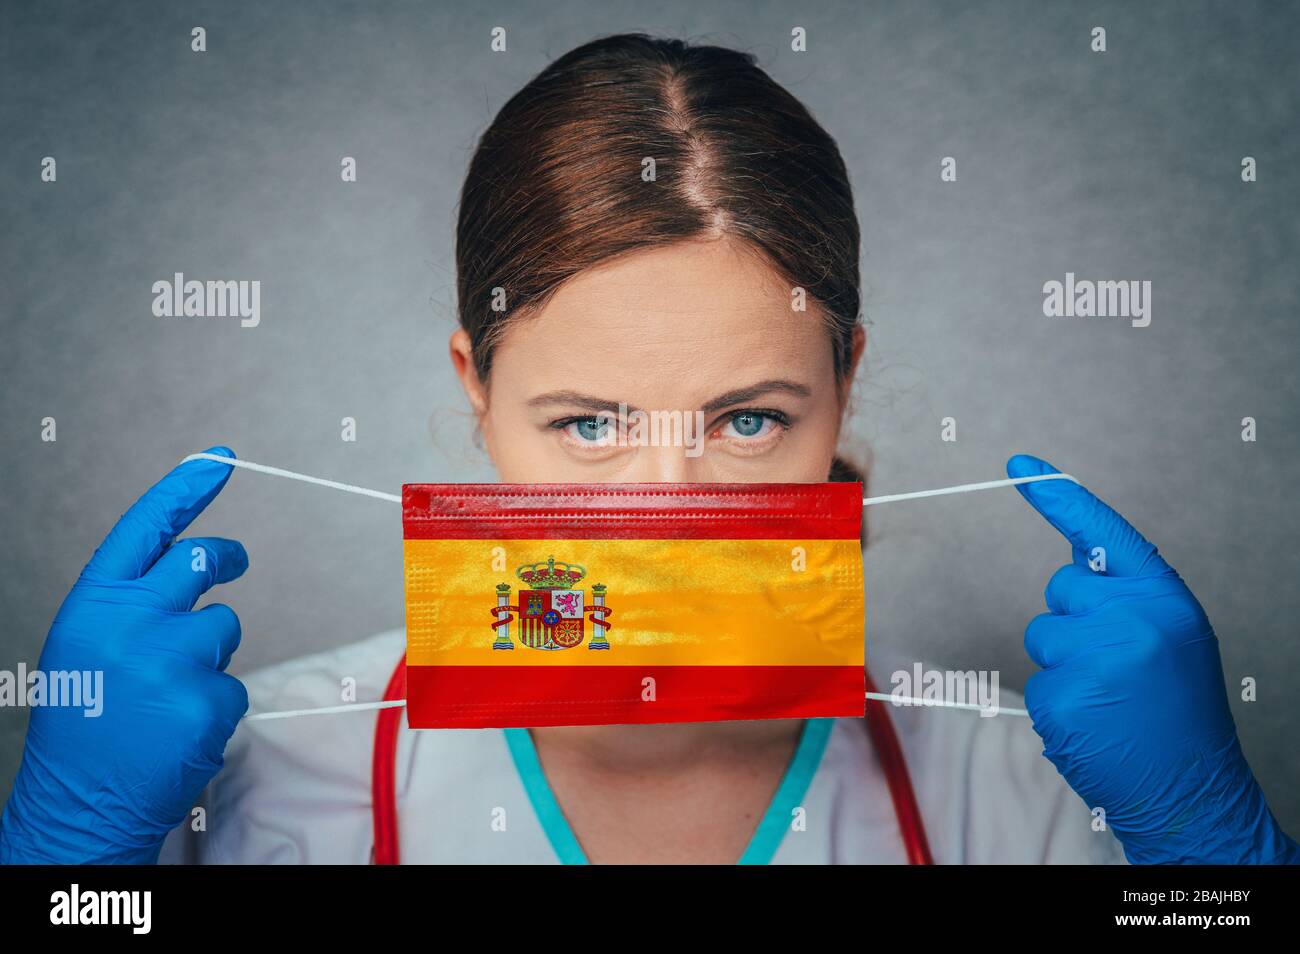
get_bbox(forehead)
[490,239,835,402]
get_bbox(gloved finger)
[1023,611,1081,668]
[1021,665,1071,742]
[1043,562,1115,616]
[208,671,250,736]
[141,537,249,612]
[82,446,238,583]
[1007,454,1172,578]
[171,603,243,671]
[174,669,251,764]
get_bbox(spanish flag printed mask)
[402,483,864,728]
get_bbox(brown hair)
[455,33,865,483]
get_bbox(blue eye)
[721,411,780,440]
[730,413,765,437]
[565,417,610,443]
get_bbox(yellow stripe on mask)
[403,538,864,668]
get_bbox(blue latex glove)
[0,448,248,864]
[1009,454,1298,865]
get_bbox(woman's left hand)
[1007,454,1297,864]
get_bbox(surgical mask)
[401,482,866,728]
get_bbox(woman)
[1,34,1294,865]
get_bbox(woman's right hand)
[0,447,249,864]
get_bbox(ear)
[449,329,489,416]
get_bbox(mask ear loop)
[177,453,1078,722]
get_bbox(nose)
[617,445,696,483]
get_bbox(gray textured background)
[2,0,1298,831]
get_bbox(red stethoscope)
[371,655,933,865]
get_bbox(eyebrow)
[525,379,813,415]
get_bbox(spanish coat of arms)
[490,556,613,651]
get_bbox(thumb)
[1007,454,1172,578]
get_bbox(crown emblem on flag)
[491,556,611,652]
[516,556,586,589]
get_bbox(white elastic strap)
[244,699,407,722]
[181,453,401,504]
[244,693,1030,720]
[182,452,1077,510]
[863,472,1078,507]
[866,692,1028,717]
[181,453,1064,722]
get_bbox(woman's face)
[451,237,863,484]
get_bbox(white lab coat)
[160,628,1126,864]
